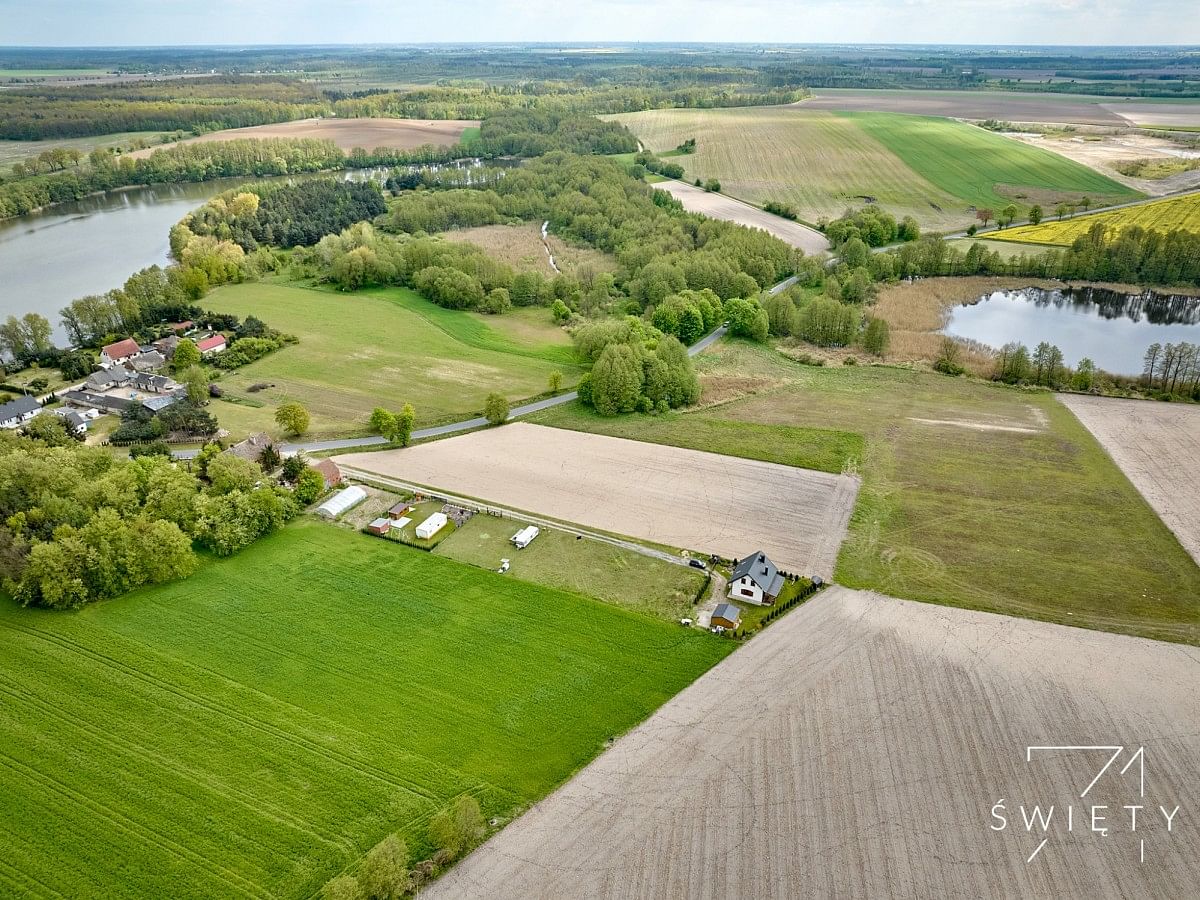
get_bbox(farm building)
[511,525,540,549]
[366,518,392,536]
[196,335,227,356]
[415,512,448,539]
[711,603,742,630]
[100,338,140,367]
[387,500,413,520]
[729,551,785,605]
[141,396,178,414]
[130,372,178,394]
[61,390,132,415]
[52,408,88,435]
[128,351,167,373]
[152,334,181,357]
[0,395,41,429]
[316,486,367,520]
[313,459,344,490]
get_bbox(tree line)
[0,137,346,220]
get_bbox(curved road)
[175,322,733,459]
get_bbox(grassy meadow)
[201,281,580,440]
[0,130,166,170]
[0,519,730,898]
[534,340,1200,645]
[434,515,708,620]
[612,106,1137,229]
[990,192,1200,246]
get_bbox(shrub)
[484,393,510,426]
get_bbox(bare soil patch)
[441,223,618,278]
[908,416,1041,434]
[1010,132,1200,195]
[1059,394,1200,566]
[129,117,476,158]
[427,586,1200,900]
[337,422,859,578]
[652,180,830,254]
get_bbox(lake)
[944,286,1200,375]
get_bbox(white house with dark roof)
[0,395,41,429]
[729,550,785,605]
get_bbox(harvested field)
[128,117,476,158]
[428,586,1200,900]
[651,180,829,254]
[1060,394,1200,566]
[441,223,618,278]
[338,422,860,578]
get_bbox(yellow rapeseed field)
[993,192,1200,246]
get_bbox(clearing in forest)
[128,117,477,158]
[440,222,619,278]
[0,520,729,898]
[429,586,1200,900]
[339,422,861,579]
[614,106,1137,230]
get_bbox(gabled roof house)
[729,551,785,606]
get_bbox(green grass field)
[434,516,708,620]
[612,107,1137,230]
[989,192,1200,246]
[0,520,729,898]
[0,130,166,170]
[534,341,1200,645]
[202,281,580,440]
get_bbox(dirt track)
[1059,394,1200,566]
[652,180,830,254]
[426,586,1200,899]
[338,423,858,578]
[128,117,476,158]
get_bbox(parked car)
[688,558,706,570]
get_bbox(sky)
[2,0,1198,47]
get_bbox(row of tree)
[1,137,347,220]
[1142,342,1200,397]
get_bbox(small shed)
[711,603,742,630]
[387,501,413,520]
[366,517,392,536]
[415,512,448,539]
[316,486,367,520]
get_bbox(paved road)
[176,324,732,459]
[337,464,708,574]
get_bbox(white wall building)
[415,512,448,539]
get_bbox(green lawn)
[0,520,729,898]
[0,130,166,170]
[435,515,708,620]
[538,340,1200,645]
[840,111,1139,214]
[201,281,581,440]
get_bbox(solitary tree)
[861,318,890,357]
[933,337,965,376]
[548,370,563,392]
[274,402,310,436]
[173,338,201,372]
[1029,204,1044,225]
[484,393,510,426]
[394,403,415,447]
[975,208,994,228]
[1055,203,1069,221]
[1079,196,1092,213]
[369,407,396,438]
[1000,204,1019,228]
[181,365,208,405]
[703,178,721,193]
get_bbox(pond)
[944,286,1200,375]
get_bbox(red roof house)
[100,338,140,366]
[196,334,228,356]
[313,459,343,489]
